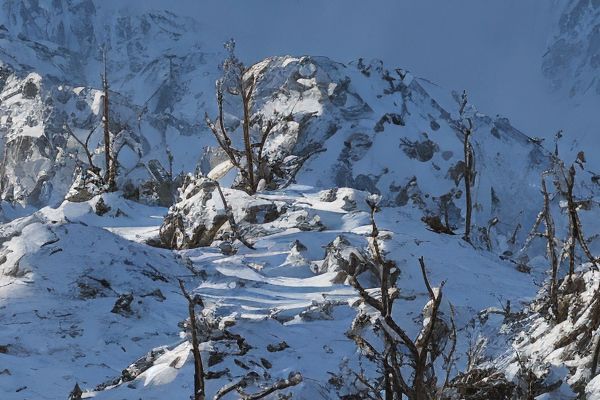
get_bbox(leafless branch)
[442,304,457,390]
[178,279,206,400]
[238,372,302,400]
[418,256,435,299]
[347,200,455,399]
[64,123,101,174]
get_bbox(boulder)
[158,175,283,249]
[159,176,227,249]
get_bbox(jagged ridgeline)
[0,0,557,250]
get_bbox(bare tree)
[346,196,456,399]
[204,40,278,195]
[522,175,560,318]
[459,91,475,243]
[520,141,598,319]
[547,142,599,282]
[178,279,206,400]
[542,178,560,318]
[178,278,303,400]
[561,164,598,280]
[101,47,117,191]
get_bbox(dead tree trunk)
[592,334,600,379]
[102,48,116,191]
[178,279,206,400]
[565,166,577,281]
[520,174,561,319]
[541,178,560,319]
[214,181,255,250]
[241,75,256,193]
[0,145,9,196]
[463,121,474,243]
[561,164,599,281]
[459,91,474,243]
[254,119,275,191]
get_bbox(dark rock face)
[22,80,39,99]
[374,112,404,132]
[241,202,280,224]
[94,197,111,216]
[353,174,379,194]
[342,133,373,162]
[400,134,439,162]
[318,235,378,284]
[111,293,134,316]
[0,66,11,90]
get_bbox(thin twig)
[418,256,435,299]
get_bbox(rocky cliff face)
[543,0,600,97]
[0,0,217,206]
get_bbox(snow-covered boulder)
[158,175,282,249]
[317,235,378,284]
[159,176,228,249]
[65,167,106,203]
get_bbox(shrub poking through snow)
[204,40,278,195]
[345,195,457,399]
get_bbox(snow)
[0,184,544,398]
[1,1,600,398]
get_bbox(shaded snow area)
[2,1,600,399]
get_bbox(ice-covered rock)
[318,235,379,283]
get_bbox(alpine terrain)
[1,1,600,399]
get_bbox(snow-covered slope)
[0,188,539,399]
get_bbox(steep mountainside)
[543,0,600,98]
